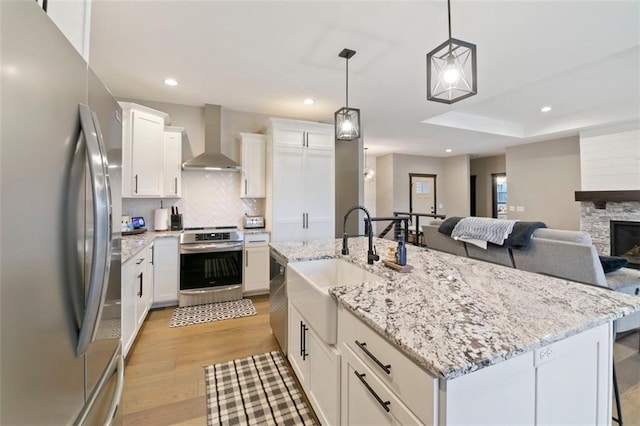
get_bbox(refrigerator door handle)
[76,104,113,357]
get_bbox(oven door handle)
[180,242,243,253]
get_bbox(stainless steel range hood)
[182,104,241,171]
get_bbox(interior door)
[409,174,436,214]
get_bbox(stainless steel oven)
[179,227,243,307]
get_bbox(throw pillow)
[599,256,628,273]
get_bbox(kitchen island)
[270,237,640,425]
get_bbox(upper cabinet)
[267,119,335,242]
[41,0,92,61]
[240,133,266,198]
[121,103,183,198]
[164,127,184,198]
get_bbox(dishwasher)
[269,248,288,353]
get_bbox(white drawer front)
[338,305,438,424]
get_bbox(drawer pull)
[354,370,391,413]
[355,340,391,374]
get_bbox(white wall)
[391,154,446,214]
[580,124,640,190]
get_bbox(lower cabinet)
[338,304,613,426]
[243,233,270,295]
[122,244,154,358]
[288,304,340,426]
[153,237,179,306]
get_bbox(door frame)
[470,175,477,216]
[409,173,437,214]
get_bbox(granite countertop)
[121,231,181,263]
[270,237,640,380]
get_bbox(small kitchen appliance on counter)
[171,206,183,231]
[122,216,147,235]
[243,214,265,229]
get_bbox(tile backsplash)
[122,171,264,230]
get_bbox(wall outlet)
[516,206,525,212]
[534,346,556,366]
[509,206,515,211]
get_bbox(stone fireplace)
[579,200,640,258]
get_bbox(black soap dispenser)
[396,234,407,266]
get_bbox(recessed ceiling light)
[540,105,552,113]
[303,98,315,105]
[445,149,453,153]
[164,78,178,86]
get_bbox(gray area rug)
[169,299,256,328]
[204,351,317,425]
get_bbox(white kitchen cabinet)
[120,102,169,198]
[43,0,92,60]
[135,245,154,329]
[288,304,340,426]
[267,119,334,242]
[152,237,179,306]
[122,244,154,358]
[338,305,613,425]
[243,233,270,295]
[240,133,266,198]
[163,128,183,198]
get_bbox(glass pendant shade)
[335,48,360,140]
[335,107,361,141]
[427,37,477,104]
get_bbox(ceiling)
[89,1,640,158]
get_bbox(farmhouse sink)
[288,258,381,345]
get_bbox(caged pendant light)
[335,48,361,140]
[426,0,477,104]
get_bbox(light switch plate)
[516,206,525,212]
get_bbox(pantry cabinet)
[163,127,183,198]
[267,119,334,242]
[240,133,266,198]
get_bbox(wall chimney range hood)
[181,104,241,171]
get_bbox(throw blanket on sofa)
[438,217,546,249]
[451,217,517,248]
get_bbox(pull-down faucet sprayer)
[341,205,379,265]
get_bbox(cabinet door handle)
[245,179,248,195]
[302,324,308,360]
[175,177,178,194]
[302,132,305,147]
[245,250,249,267]
[134,174,138,194]
[137,272,143,297]
[151,246,154,265]
[300,321,304,357]
[354,371,391,413]
[355,340,391,374]
[136,258,144,265]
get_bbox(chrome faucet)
[341,205,379,265]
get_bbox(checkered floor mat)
[170,299,256,328]
[204,351,317,425]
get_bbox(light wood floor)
[121,295,640,425]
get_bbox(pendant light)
[335,48,360,140]
[363,147,375,181]
[426,0,477,104]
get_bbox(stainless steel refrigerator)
[1,1,124,424]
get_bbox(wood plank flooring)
[121,295,640,425]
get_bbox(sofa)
[422,220,640,334]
